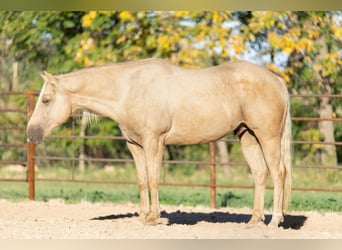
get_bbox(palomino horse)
[27,58,292,227]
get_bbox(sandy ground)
[0,199,341,239]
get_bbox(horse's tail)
[281,92,292,213]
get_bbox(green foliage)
[0,93,27,164]
[85,119,127,159]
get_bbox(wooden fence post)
[27,91,35,200]
[209,142,216,208]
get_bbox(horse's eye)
[42,96,50,104]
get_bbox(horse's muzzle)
[27,125,44,144]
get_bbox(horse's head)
[27,72,72,144]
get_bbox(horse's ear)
[40,71,49,81]
[40,71,58,85]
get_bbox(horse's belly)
[164,117,236,145]
[164,94,242,145]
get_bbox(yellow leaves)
[212,12,219,21]
[288,28,301,38]
[175,48,208,69]
[320,51,342,77]
[281,67,295,84]
[116,35,126,45]
[280,36,295,54]
[67,11,342,84]
[269,30,314,55]
[313,64,323,72]
[295,38,314,53]
[299,129,322,153]
[312,50,342,78]
[119,11,134,22]
[312,15,323,25]
[268,32,280,49]
[145,35,156,49]
[247,33,255,41]
[331,24,342,41]
[173,11,190,18]
[308,29,320,39]
[269,26,315,55]
[157,35,170,52]
[211,11,229,24]
[122,45,143,61]
[229,35,244,55]
[82,11,97,28]
[194,23,207,43]
[80,38,95,51]
[269,33,295,55]
[74,38,95,66]
[249,11,276,33]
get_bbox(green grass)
[0,181,341,213]
[0,164,341,212]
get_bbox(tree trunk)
[79,112,87,172]
[318,91,337,166]
[315,38,337,166]
[12,61,18,90]
[216,140,230,172]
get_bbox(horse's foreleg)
[127,142,150,222]
[143,135,165,225]
[240,130,268,224]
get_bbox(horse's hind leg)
[127,142,150,222]
[239,129,268,224]
[257,135,285,227]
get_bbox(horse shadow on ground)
[91,210,307,230]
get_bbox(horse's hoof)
[268,220,280,228]
[248,214,265,225]
[141,212,168,226]
[268,217,283,228]
[268,213,283,228]
[144,217,168,226]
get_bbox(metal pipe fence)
[0,91,341,207]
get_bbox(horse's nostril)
[27,126,44,144]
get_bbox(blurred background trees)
[0,11,341,169]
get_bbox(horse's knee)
[138,182,148,192]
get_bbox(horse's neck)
[59,72,125,122]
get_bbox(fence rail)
[0,91,341,207]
